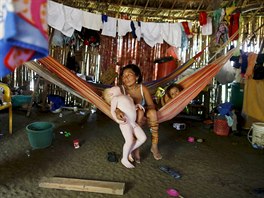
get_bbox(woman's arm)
[110,98,125,123]
[115,108,126,121]
[142,85,156,110]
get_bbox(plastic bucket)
[26,122,54,149]
[248,122,264,148]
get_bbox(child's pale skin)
[105,86,147,168]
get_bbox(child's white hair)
[102,88,112,105]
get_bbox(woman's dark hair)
[120,64,143,83]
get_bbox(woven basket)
[214,118,229,136]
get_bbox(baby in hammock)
[103,86,147,168]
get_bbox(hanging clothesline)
[47,0,204,48]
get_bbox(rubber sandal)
[151,149,162,160]
[107,152,118,163]
[159,165,181,179]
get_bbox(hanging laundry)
[101,16,117,38]
[161,23,182,48]
[228,12,240,41]
[47,1,65,31]
[225,6,237,23]
[213,8,225,30]
[199,11,207,26]
[202,17,212,35]
[216,21,229,44]
[181,22,193,38]
[141,22,163,47]
[51,29,64,47]
[0,0,48,78]
[60,5,83,37]
[117,19,132,36]
[131,21,141,41]
[82,11,102,31]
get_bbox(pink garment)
[107,86,147,168]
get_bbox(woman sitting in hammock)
[115,64,162,161]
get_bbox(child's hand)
[116,116,127,124]
[136,104,145,112]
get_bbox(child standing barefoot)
[103,86,147,168]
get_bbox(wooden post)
[39,177,125,195]
[26,75,40,117]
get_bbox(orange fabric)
[157,48,236,123]
[36,46,234,124]
[38,57,113,120]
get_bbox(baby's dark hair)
[166,83,183,98]
[120,64,143,84]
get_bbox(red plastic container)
[214,119,229,136]
[155,57,177,79]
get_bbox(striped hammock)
[25,45,237,123]
[85,47,206,94]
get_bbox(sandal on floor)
[252,188,264,196]
[159,165,181,179]
[151,149,162,160]
[135,158,141,164]
[107,152,118,163]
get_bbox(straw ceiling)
[52,0,264,21]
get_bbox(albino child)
[103,86,147,168]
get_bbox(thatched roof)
[52,0,264,21]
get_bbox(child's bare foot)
[151,144,162,160]
[121,158,135,168]
[128,154,134,162]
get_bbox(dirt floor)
[0,106,264,198]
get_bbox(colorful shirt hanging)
[181,22,193,38]
[216,21,229,44]
[199,12,207,26]
[0,0,48,78]
[228,12,240,41]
